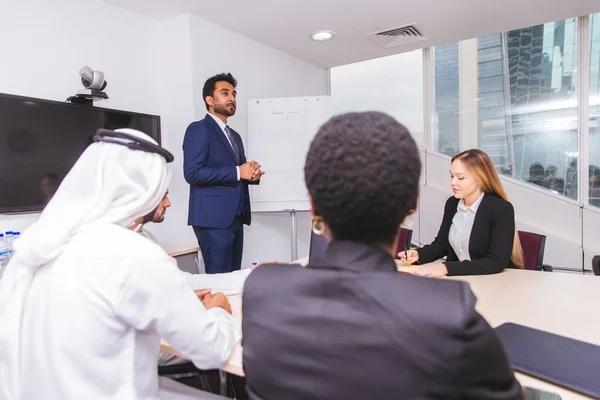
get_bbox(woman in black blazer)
[399,149,524,277]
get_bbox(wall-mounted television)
[0,92,161,214]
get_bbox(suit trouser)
[193,216,244,274]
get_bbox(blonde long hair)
[451,149,524,269]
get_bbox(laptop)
[495,323,600,399]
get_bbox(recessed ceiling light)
[309,30,336,41]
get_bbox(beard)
[141,208,156,224]
[214,102,236,117]
[141,206,165,224]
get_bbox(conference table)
[162,258,600,399]
[162,244,201,274]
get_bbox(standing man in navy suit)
[183,73,264,274]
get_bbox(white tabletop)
[160,244,200,258]
[163,264,600,399]
[448,269,599,400]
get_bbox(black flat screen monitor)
[0,92,161,213]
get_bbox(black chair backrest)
[592,256,600,276]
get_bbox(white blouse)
[448,193,485,261]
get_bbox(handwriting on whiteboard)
[247,96,332,210]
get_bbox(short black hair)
[304,112,421,246]
[203,73,237,111]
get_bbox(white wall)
[143,14,197,249]
[0,3,327,271]
[0,0,160,113]
[330,50,424,146]
[145,15,327,268]
[0,0,161,234]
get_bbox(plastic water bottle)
[9,231,21,260]
[4,231,13,261]
[0,234,8,279]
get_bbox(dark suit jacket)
[242,241,522,400]
[183,114,253,228]
[418,194,516,275]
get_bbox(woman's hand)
[398,249,419,264]
[412,263,448,278]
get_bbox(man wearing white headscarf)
[128,189,255,372]
[0,129,241,400]
[128,189,252,295]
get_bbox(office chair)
[393,228,413,260]
[517,231,552,271]
[592,255,600,276]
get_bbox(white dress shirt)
[448,192,485,261]
[19,224,242,400]
[207,112,240,181]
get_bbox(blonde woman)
[400,149,524,278]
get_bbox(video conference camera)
[66,65,109,106]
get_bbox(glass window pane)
[433,18,579,200]
[483,20,578,200]
[590,12,600,208]
[433,43,460,156]
[330,50,424,145]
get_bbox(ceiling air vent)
[367,24,426,48]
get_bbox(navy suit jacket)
[183,114,252,228]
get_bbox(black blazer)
[418,194,516,275]
[242,241,522,400]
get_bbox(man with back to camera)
[183,73,264,274]
[0,128,241,400]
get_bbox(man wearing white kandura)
[0,128,244,400]
[128,187,259,371]
[128,188,253,295]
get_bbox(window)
[330,50,424,145]
[589,12,600,208]
[433,19,579,200]
[433,43,460,156]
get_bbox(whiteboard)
[247,96,332,212]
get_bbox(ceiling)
[104,0,600,68]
